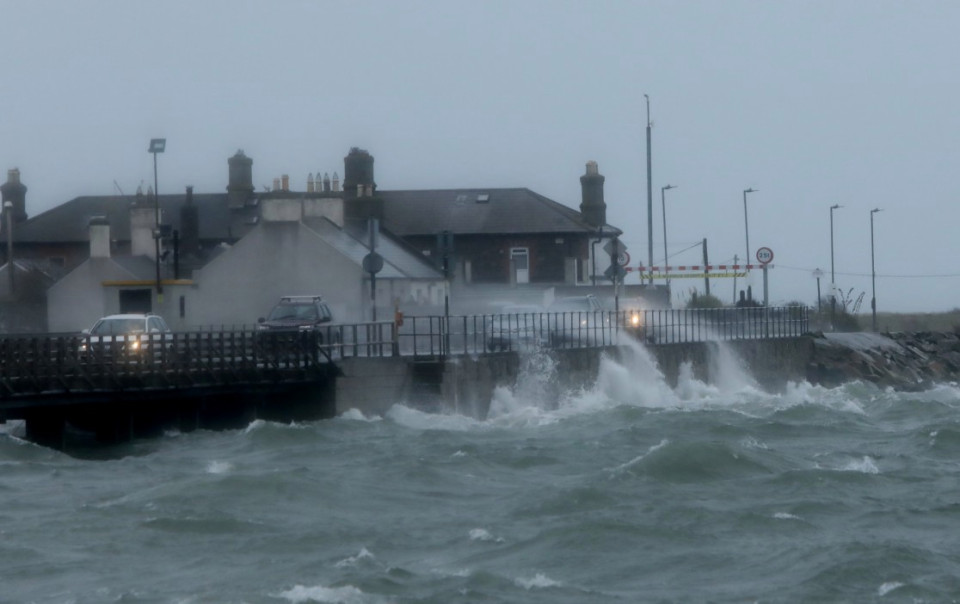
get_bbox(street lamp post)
[870,208,882,332]
[743,188,757,273]
[645,94,653,282]
[149,138,166,301]
[4,201,13,296]
[829,204,842,324]
[661,184,676,288]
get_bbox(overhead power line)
[776,264,960,279]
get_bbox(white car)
[547,295,608,347]
[486,304,546,352]
[80,314,174,360]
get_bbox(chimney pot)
[579,160,606,227]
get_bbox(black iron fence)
[0,307,807,398]
[397,305,809,356]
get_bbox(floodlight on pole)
[149,138,166,300]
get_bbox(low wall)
[334,337,815,418]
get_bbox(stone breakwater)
[807,331,960,390]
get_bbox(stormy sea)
[3,340,960,603]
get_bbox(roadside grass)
[867,310,960,333]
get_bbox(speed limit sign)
[756,247,774,265]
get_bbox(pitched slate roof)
[12,186,619,244]
[303,218,441,280]
[12,193,259,243]
[377,188,620,236]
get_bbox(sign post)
[812,267,824,315]
[756,247,774,307]
[603,238,628,312]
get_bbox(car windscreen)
[90,318,145,335]
[267,304,318,321]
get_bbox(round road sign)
[756,247,774,265]
[616,251,631,267]
[362,252,384,274]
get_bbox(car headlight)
[630,313,642,327]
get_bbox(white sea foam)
[334,547,375,568]
[275,584,374,603]
[607,438,670,475]
[468,527,503,542]
[387,404,481,432]
[488,385,561,427]
[338,408,382,422]
[244,419,268,433]
[205,460,233,474]
[840,456,880,474]
[487,351,563,424]
[877,581,904,596]
[516,572,561,589]
[773,512,801,520]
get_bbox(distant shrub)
[687,293,724,309]
[832,310,862,332]
[784,300,808,321]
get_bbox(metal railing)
[0,307,807,398]
[396,305,809,356]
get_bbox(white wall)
[187,222,365,328]
[47,259,137,332]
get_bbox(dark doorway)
[119,289,152,313]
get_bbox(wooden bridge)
[0,307,808,450]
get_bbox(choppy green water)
[3,341,960,603]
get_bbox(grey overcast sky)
[2,0,958,312]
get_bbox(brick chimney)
[342,148,383,226]
[343,148,375,198]
[130,201,157,259]
[1,168,28,223]
[227,150,254,209]
[179,186,199,256]
[579,161,606,227]
[88,216,111,258]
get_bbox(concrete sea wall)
[335,332,960,418]
[335,337,815,418]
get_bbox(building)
[4,148,627,332]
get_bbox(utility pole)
[702,238,710,296]
[743,188,757,274]
[829,204,842,327]
[870,208,882,332]
[732,254,738,304]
